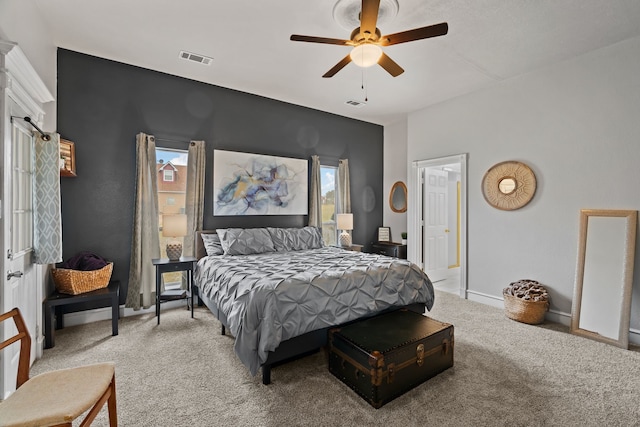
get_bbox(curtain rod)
[11,116,50,141]
[154,137,192,145]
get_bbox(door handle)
[7,270,23,280]
[444,229,450,233]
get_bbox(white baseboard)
[464,289,639,346]
[58,299,188,328]
[465,290,503,309]
[53,290,640,347]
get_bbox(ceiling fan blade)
[360,0,381,37]
[290,34,352,46]
[378,52,404,77]
[380,22,448,46]
[323,54,353,78]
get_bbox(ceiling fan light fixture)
[350,44,383,68]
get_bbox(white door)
[423,168,449,282]
[1,116,38,398]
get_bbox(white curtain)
[337,158,351,214]
[308,155,322,228]
[33,133,62,264]
[183,140,206,258]
[126,133,160,310]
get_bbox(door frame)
[1,40,54,398]
[409,154,468,298]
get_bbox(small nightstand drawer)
[371,243,407,259]
[159,261,193,273]
[373,246,396,257]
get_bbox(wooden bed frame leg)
[262,365,271,385]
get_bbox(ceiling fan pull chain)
[362,69,368,102]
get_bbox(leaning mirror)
[571,209,637,349]
[389,181,407,213]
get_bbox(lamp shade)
[336,213,353,231]
[162,214,187,238]
[350,44,383,67]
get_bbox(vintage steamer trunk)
[328,309,454,408]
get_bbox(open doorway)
[409,154,467,298]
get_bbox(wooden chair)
[0,308,117,426]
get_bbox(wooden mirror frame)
[389,181,407,213]
[482,161,536,210]
[571,209,637,349]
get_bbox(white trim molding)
[466,290,640,346]
[59,299,189,329]
[1,40,54,105]
[409,153,468,298]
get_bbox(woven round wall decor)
[482,161,536,210]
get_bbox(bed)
[193,227,435,384]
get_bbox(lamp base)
[166,242,183,261]
[339,230,352,247]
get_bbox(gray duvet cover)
[194,246,434,375]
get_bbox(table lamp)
[162,214,187,260]
[336,213,353,247]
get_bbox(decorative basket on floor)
[503,279,550,325]
[52,262,113,295]
[503,294,549,325]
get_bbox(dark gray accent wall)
[56,49,383,304]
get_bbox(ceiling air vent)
[179,50,212,65]
[345,100,366,108]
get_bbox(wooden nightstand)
[152,257,197,324]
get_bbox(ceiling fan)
[290,0,448,78]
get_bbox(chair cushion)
[0,362,115,427]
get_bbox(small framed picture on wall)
[59,139,76,177]
[378,227,391,242]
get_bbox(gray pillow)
[267,226,324,252]
[201,233,224,256]
[216,228,276,255]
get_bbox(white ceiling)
[33,0,640,125]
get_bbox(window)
[321,166,338,246]
[157,148,188,289]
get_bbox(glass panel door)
[11,125,34,256]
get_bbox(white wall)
[407,36,640,329]
[0,0,57,129]
[382,118,408,243]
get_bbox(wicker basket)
[52,262,113,295]
[503,293,549,325]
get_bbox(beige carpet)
[32,291,640,426]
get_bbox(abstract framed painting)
[213,149,308,216]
